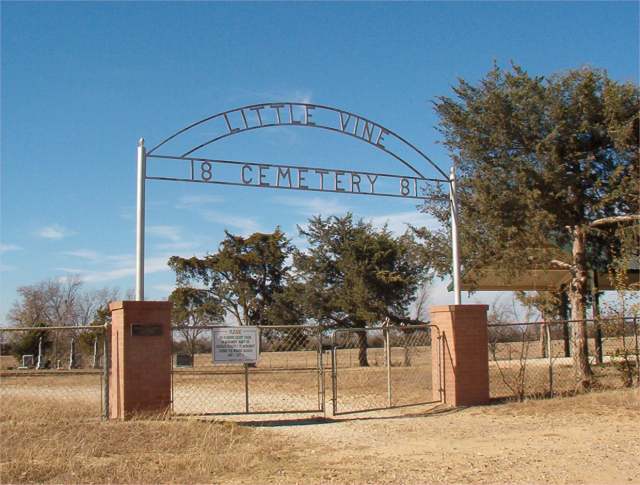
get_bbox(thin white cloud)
[152,284,176,295]
[61,249,100,261]
[154,241,199,251]
[147,225,181,242]
[0,263,16,272]
[0,243,21,253]
[228,88,313,105]
[60,255,172,283]
[60,249,131,264]
[273,196,350,217]
[56,267,86,274]
[37,224,72,240]
[285,89,313,104]
[366,211,439,236]
[202,210,262,235]
[176,194,224,209]
[119,206,134,221]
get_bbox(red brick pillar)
[430,305,489,407]
[108,301,172,419]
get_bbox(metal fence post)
[546,323,553,396]
[102,325,110,420]
[317,327,325,413]
[331,333,338,415]
[634,316,639,388]
[385,325,392,408]
[170,327,174,414]
[244,363,249,413]
[438,332,444,403]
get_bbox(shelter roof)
[458,268,639,292]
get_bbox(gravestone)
[36,336,44,369]
[69,337,76,369]
[19,354,34,369]
[175,353,194,367]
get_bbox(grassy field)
[0,397,286,484]
[1,388,638,484]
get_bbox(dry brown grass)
[1,388,639,484]
[490,384,640,416]
[0,398,289,484]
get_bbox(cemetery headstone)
[19,354,34,369]
[175,353,194,367]
[36,336,44,369]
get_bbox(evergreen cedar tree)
[169,216,429,367]
[294,215,428,366]
[168,230,295,328]
[168,287,225,356]
[417,65,639,389]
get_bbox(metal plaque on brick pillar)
[134,102,462,304]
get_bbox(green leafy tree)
[295,214,429,366]
[169,286,225,356]
[168,229,295,326]
[420,64,639,389]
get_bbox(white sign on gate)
[211,327,259,364]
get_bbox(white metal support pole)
[385,320,392,408]
[135,138,146,301]
[449,167,462,305]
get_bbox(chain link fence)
[488,317,639,400]
[331,325,438,414]
[5,317,633,420]
[0,326,108,421]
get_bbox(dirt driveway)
[234,389,640,485]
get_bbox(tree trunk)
[569,225,593,390]
[540,323,548,358]
[356,331,369,367]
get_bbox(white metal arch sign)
[136,102,461,303]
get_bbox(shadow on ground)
[234,403,462,427]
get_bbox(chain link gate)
[170,325,325,415]
[330,325,440,415]
[169,324,439,416]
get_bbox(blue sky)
[1,1,638,320]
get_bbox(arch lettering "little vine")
[136,101,461,304]
[146,102,449,181]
